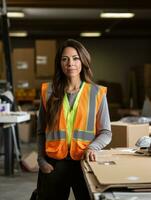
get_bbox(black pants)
[37,157,91,200]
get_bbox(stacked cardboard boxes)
[34,40,56,91]
[34,40,56,90]
[35,40,56,78]
[12,48,35,101]
[12,48,35,90]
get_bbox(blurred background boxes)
[12,48,35,90]
[35,40,56,78]
[15,88,36,102]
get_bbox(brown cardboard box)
[15,88,36,101]
[34,78,52,90]
[106,121,149,149]
[35,40,56,77]
[12,48,35,89]
[83,149,151,193]
[18,111,37,143]
[18,122,31,143]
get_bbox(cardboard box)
[18,122,31,143]
[34,78,52,90]
[106,121,149,149]
[35,40,56,77]
[15,88,36,101]
[12,48,35,89]
[83,149,151,193]
[18,111,37,143]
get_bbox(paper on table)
[0,111,28,115]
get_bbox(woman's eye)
[61,56,80,63]
[62,57,68,62]
[73,57,80,61]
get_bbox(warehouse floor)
[0,142,75,200]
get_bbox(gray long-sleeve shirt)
[37,85,112,166]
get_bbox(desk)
[81,149,151,200]
[0,112,30,123]
[0,112,30,176]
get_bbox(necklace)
[67,87,80,94]
[66,81,82,94]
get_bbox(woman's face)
[61,47,82,79]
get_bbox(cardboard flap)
[84,149,151,192]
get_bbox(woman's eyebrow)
[62,55,79,57]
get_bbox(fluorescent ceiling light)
[100,12,135,18]
[7,12,25,18]
[80,32,101,37]
[9,31,28,37]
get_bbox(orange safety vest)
[41,82,107,160]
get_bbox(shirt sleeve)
[88,94,112,150]
[37,98,48,166]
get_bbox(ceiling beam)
[4,0,151,9]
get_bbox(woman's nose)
[68,58,73,66]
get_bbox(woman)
[36,39,112,200]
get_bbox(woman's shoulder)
[41,81,52,87]
[41,82,53,95]
[85,82,107,92]
[41,81,52,89]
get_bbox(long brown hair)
[46,39,93,129]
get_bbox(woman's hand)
[83,149,96,162]
[40,162,54,174]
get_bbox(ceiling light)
[9,31,28,37]
[80,32,101,37]
[7,12,25,18]
[100,12,135,19]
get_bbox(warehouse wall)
[81,38,151,101]
[2,37,151,104]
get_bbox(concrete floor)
[0,171,37,200]
[0,142,75,200]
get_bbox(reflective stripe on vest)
[41,82,107,160]
[41,82,52,110]
[63,82,85,145]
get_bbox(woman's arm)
[85,94,112,161]
[37,99,47,166]
[89,94,112,150]
[37,99,54,173]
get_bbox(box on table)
[18,111,37,143]
[106,121,149,149]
